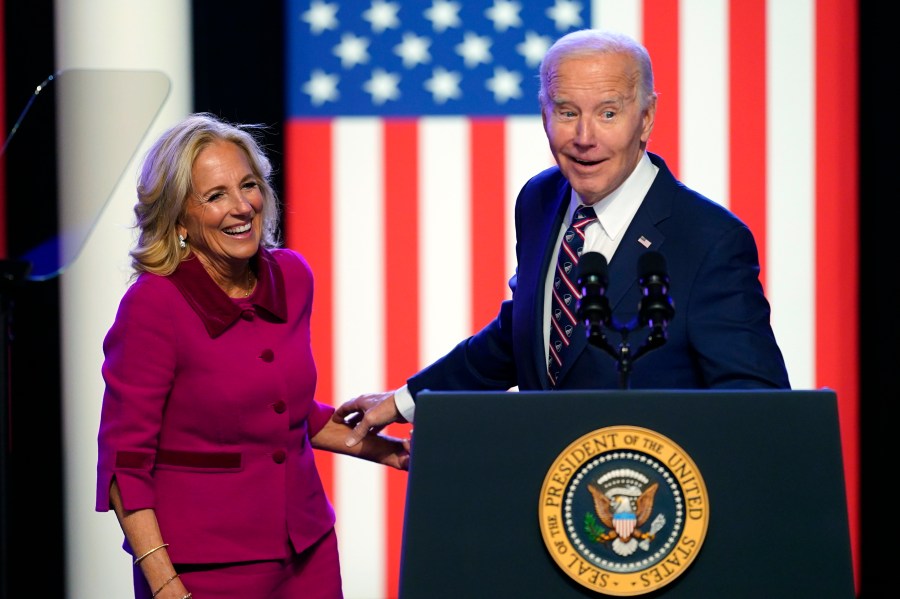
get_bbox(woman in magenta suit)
[96,113,409,599]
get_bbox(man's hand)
[334,391,405,447]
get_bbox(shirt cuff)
[394,384,416,423]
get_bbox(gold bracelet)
[134,543,169,566]
[151,573,179,598]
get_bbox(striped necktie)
[548,205,598,387]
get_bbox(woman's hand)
[313,409,411,470]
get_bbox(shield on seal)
[613,511,636,539]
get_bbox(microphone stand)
[578,251,675,390]
[585,318,668,389]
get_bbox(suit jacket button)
[260,349,275,362]
[272,449,286,464]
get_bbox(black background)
[2,1,889,597]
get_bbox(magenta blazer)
[96,247,336,564]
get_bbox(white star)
[301,0,339,35]
[302,69,340,106]
[455,32,492,68]
[424,0,462,33]
[363,0,401,34]
[394,32,431,68]
[486,66,522,103]
[333,33,370,69]
[546,0,583,31]
[424,67,462,104]
[517,30,552,67]
[485,0,522,32]
[363,68,401,104]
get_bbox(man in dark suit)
[336,29,790,445]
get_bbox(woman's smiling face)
[178,140,264,271]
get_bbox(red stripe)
[382,119,419,599]
[548,322,569,351]
[0,0,5,256]
[815,0,860,591]
[556,266,580,299]
[469,119,508,329]
[642,0,681,176]
[284,120,336,502]
[728,0,768,287]
[560,242,581,264]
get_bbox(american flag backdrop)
[283,1,859,597]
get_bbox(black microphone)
[576,252,611,343]
[637,251,675,329]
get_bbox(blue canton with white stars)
[287,0,591,116]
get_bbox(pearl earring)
[179,234,186,249]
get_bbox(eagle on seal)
[588,482,659,556]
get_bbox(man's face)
[542,52,655,206]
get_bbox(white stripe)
[505,116,553,291]
[332,119,388,597]
[593,0,642,37]
[419,118,473,359]
[679,0,730,207]
[766,0,816,388]
[333,118,387,398]
[57,2,193,598]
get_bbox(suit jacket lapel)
[608,153,673,313]
[607,208,661,313]
[530,177,571,386]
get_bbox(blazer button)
[272,449,286,464]
[259,349,275,362]
[273,400,286,414]
[241,310,254,321]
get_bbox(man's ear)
[641,97,657,143]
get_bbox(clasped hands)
[334,390,407,449]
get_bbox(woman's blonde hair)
[129,112,281,278]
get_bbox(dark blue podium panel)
[399,390,854,599]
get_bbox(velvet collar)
[168,247,287,338]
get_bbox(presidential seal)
[538,426,709,596]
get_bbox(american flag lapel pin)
[638,236,652,248]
